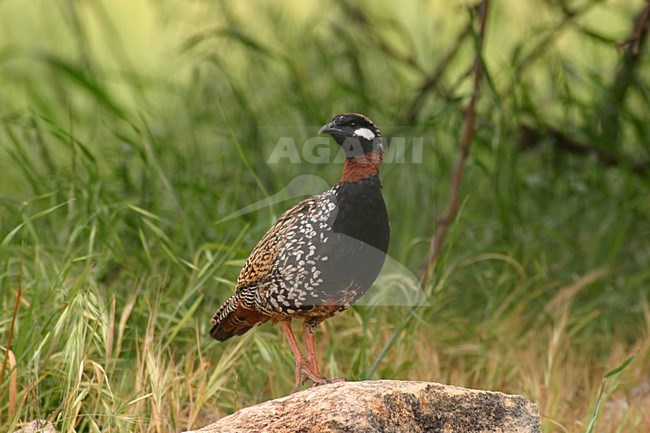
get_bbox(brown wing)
[234,197,316,293]
[210,197,317,341]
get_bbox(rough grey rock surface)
[185,380,541,433]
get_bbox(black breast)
[312,176,390,306]
[332,176,390,254]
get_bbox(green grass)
[1,0,649,432]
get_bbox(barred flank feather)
[209,294,269,341]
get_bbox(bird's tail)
[209,293,268,341]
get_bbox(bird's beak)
[318,122,338,135]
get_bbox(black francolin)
[210,113,390,389]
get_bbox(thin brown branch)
[514,1,601,76]
[519,123,650,178]
[334,0,427,76]
[445,62,476,99]
[420,0,491,281]
[335,0,475,123]
[616,0,650,55]
[600,1,650,143]
[403,22,473,124]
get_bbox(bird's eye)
[350,122,357,128]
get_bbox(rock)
[185,380,541,433]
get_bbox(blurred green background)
[1,0,648,432]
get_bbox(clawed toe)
[295,360,327,390]
[324,377,347,385]
[298,368,347,389]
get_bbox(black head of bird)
[319,113,384,158]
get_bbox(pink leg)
[280,321,327,390]
[303,321,346,386]
[303,321,321,377]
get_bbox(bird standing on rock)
[210,113,390,389]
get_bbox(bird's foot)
[299,373,347,388]
[323,377,347,385]
[308,376,347,387]
[293,358,327,391]
[294,358,351,391]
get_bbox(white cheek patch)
[354,127,375,140]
